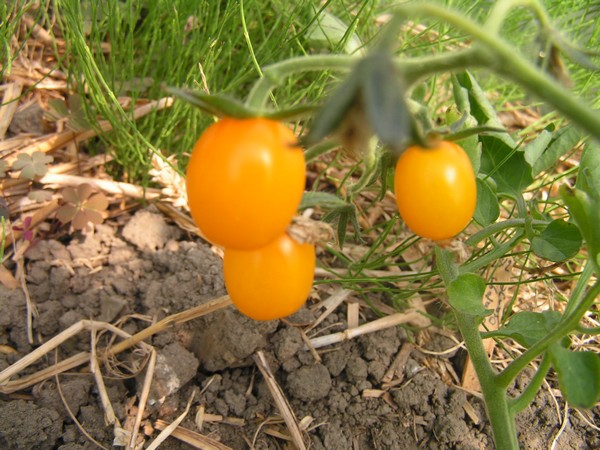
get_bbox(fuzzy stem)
[245,49,489,110]
[246,55,357,109]
[393,3,600,141]
[455,313,520,449]
[465,218,547,246]
[508,354,552,414]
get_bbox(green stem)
[508,354,552,414]
[246,55,357,109]
[397,47,490,86]
[563,260,594,317]
[466,218,547,246]
[394,3,600,141]
[455,313,519,449]
[245,48,489,110]
[461,231,525,273]
[575,325,600,335]
[497,279,600,388]
[485,0,552,35]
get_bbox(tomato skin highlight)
[394,141,476,240]
[186,117,306,250]
[223,234,315,321]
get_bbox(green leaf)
[322,205,358,248]
[576,140,600,201]
[448,126,482,174]
[531,219,582,262]
[454,72,499,126]
[167,86,316,121]
[265,104,318,121]
[523,128,553,169]
[301,192,358,247]
[560,186,600,267]
[480,135,533,196]
[307,9,363,55]
[299,191,348,210]
[473,177,500,226]
[447,273,492,318]
[550,345,600,409]
[484,311,562,348]
[13,152,53,180]
[531,126,581,176]
[454,72,515,147]
[451,75,471,115]
[166,87,257,118]
[362,52,410,152]
[303,67,362,147]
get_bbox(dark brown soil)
[0,209,598,449]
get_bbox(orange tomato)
[186,117,306,250]
[394,141,476,240]
[223,233,315,321]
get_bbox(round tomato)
[186,117,305,250]
[394,141,476,240]
[223,233,315,321]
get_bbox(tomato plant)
[186,117,306,250]
[394,140,476,240]
[223,233,315,321]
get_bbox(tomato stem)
[392,2,600,141]
[454,313,520,450]
[245,55,357,109]
[507,354,552,415]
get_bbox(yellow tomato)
[186,117,306,250]
[223,233,315,321]
[394,141,476,240]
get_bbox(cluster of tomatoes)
[186,117,476,320]
[186,118,315,321]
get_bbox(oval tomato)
[186,117,305,250]
[394,141,476,240]
[223,233,315,321]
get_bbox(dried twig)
[253,351,306,450]
[308,311,427,349]
[55,361,109,450]
[146,392,195,450]
[128,348,156,450]
[307,288,352,332]
[0,296,232,393]
[39,173,162,200]
[154,419,233,450]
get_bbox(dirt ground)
[0,208,598,449]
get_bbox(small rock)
[122,210,181,251]
[35,301,64,336]
[141,342,199,404]
[272,327,303,361]
[9,102,44,135]
[345,355,368,382]
[287,363,332,401]
[322,347,348,377]
[98,293,127,322]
